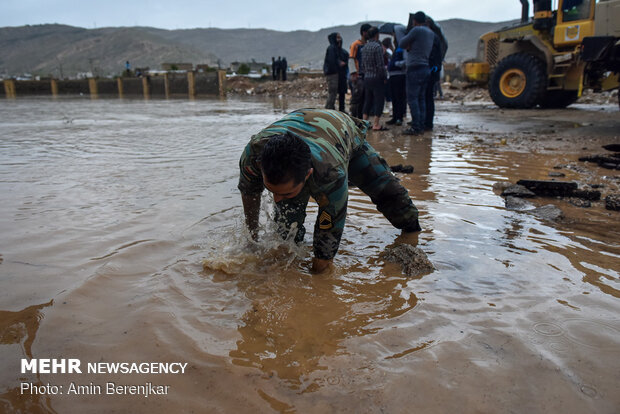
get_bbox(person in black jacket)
[324,32,349,112]
[282,57,288,81]
[424,17,447,131]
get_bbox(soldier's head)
[260,133,313,202]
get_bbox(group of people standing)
[271,56,288,81]
[324,11,447,135]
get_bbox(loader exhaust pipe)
[520,0,529,22]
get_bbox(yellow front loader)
[471,0,620,108]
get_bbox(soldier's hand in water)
[311,257,333,274]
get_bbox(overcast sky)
[3,0,524,31]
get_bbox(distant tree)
[238,63,250,75]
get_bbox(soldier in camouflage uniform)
[239,108,421,272]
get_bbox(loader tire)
[489,53,547,109]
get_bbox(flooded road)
[1,97,619,413]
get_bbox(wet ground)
[0,96,618,413]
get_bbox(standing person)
[271,57,277,80]
[399,11,435,135]
[360,26,388,131]
[382,37,394,116]
[386,25,407,126]
[238,108,421,273]
[282,57,288,81]
[275,57,282,80]
[435,67,444,99]
[324,33,349,112]
[425,30,442,131]
[424,16,448,130]
[336,39,349,112]
[349,23,371,119]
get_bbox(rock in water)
[530,204,564,221]
[605,194,620,211]
[505,196,535,210]
[501,184,536,198]
[381,244,434,277]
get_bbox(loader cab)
[554,0,596,47]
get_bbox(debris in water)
[381,244,433,277]
[568,198,592,208]
[390,164,414,173]
[517,179,578,197]
[548,171,566,178]
[578,154,620,170]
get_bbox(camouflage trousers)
[274,142,420,258]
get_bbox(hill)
[0,19,516,78]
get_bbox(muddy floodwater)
[1,96,619,413]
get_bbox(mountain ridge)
[0,19,517,77]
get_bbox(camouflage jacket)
[238,108,370,259]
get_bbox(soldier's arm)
[312,170,348,271]
[241,193,261,240]
[238,141,264,240]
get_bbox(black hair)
[382,37,392,48]
[360,23,372,36]
[260,133,312,185]
[413,11,427,24]
[366,26,379,40]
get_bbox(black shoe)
[395,119,402,126]
[403,127,422,136]
[385,118,397,125]
[424,126,433,131]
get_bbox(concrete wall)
[1,71,227,99]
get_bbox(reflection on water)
[0,300,52,358]
[0,97,618,413]
[0,301,55,414]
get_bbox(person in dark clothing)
[282,57,288,81]
[275,57,282,80]
[424,17,448,130]
[386,25,407,126]
[399,11,435,135]
[271,57,277,80]
[425,31,442,130]
[360,26,388,131]
[349,23,371,119]
[382,37,394,116]
[324,33,349,112]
